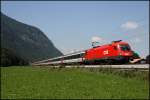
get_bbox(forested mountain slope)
[1,13,63,66]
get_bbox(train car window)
[63,56,70,60]
[65,56,71,60]
[80,53,85,57]
[76,54,80,58]
[80,53,84,57]
[70,54,79,59]
[51,58,62,61]
[63,53,82,60]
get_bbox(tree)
[1,48,29,67]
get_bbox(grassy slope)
[1,66,149,99]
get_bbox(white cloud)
[91,36,108,47]
[121,21,139,30]
[91,36,102,42]
[59,47,86,55]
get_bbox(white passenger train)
[32,51,85,65]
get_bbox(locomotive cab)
[114,42,133,63]
[110,40,133,63]
[112,40,132,56]
[119,44,132,56]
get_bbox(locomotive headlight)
[124,53,129,56]
[119,52,122,55]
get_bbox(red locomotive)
[84,40,133,64]
[32,40,134,65]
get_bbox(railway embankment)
[34,64,149,80]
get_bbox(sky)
[1,1,149,57]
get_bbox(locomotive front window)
[120,45,130,51]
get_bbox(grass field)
[1,66,149,99]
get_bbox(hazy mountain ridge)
[1,13,63,65]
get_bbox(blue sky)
[1,1,149,57]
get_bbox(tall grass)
[1,66,149,99]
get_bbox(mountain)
[1,13,63,64]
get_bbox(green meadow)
[1,66,149,99]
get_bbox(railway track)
[66,64,149,69]
[36,64,149,70]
